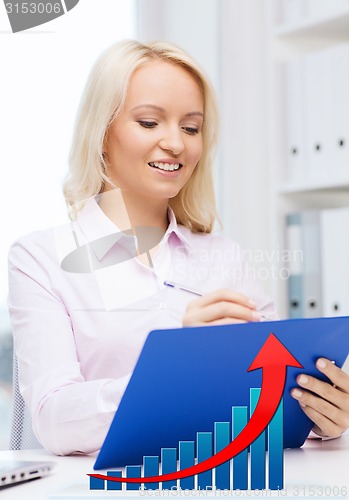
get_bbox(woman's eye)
[138,121,157,129]
[182,127,199,135]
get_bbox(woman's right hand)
[182,288,262,327]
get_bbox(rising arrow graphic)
[89,333,302,485]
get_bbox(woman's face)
[104,60,204,203]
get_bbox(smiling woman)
[64,40,218,233]
[7,39,349,457]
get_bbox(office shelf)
[267,0,349,317]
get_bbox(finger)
[196,289,256,310]
[206,318,247,326]
[183,313,247,327]
[296,371,349,411]
[197,301,261,323]
[316,358,349,393]
[297,402,344,438]
[291,386,349,431]
[295,373,343,407]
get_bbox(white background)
[0,0,136,448]
[0,0,136,314]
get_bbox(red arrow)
[89,333,302,484]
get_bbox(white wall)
[0,0,136,313]
[137,0,223,215]
[219,2,273,292]
[137,0,220,88]
[137,0,273,293]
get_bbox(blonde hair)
[63,39,219,232]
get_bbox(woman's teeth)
[149,162,181,171]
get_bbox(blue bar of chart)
[89,475,104,490]
[214,422,231,490]
[107,470,122,490]
[89,387,284,492]
[232,406,248,490]
[125,465,141,491]
[161,448,177,490]
[144,456,159,490]
[268,398,284,490]
[250,388,266,490]
[179,441,195,490]
[197,432,212,490]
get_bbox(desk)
[1,436,348,499]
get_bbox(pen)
[163,280,274,321]
[163,280,203,296]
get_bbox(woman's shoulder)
[8,221,71,266]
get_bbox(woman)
[8,40,349,456]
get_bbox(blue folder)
[94,316,349,470]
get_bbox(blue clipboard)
[94,316,349,470]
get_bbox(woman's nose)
[159,126,185,155]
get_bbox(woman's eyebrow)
[131,104,203,118]
[185,111,204,118]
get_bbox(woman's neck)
[98,188,169,233]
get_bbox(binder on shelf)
[303,50,333,183]
[328,43,349,179]
[301,211,322,318]
[320,207,349,318]
[286,211,322,319]
[286,213,303,318]
[284,59,307,185]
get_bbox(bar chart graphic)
[89,388,284,491]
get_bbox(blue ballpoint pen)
[163,280,203,296]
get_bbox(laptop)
[94,316,349,470]
[0,460,55,489]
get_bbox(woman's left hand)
[291,358,349,438]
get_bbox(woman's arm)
[8,236,130,455]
